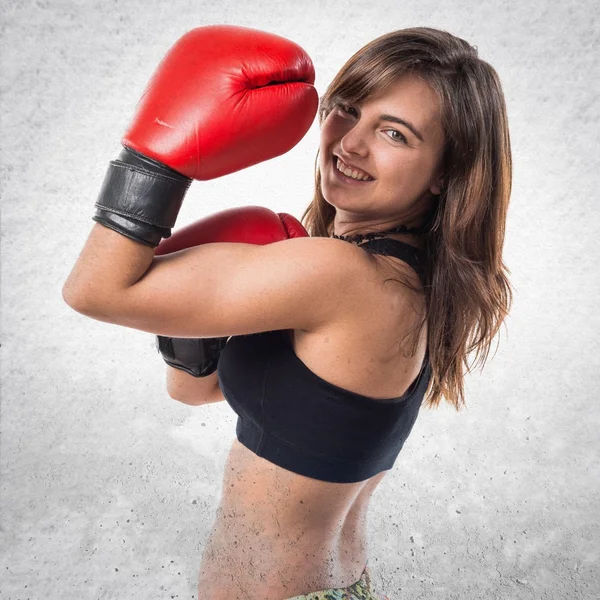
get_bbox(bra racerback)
[217,239,431,484]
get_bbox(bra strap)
[358,238,425,279]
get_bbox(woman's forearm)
[63,223,155,313]
[167,366,224,405]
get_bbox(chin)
[319,185,340,209]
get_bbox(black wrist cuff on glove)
[157,336,229,378]
[93,147,192,247]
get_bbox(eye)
[338,103,359,117]
[336,104,407,144]
[385,130,408,144]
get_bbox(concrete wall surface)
[1,0,598,598]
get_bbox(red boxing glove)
[126,25,318,180]
[93,26,317,247]
[155,206,308,376]
[155,205,309,255]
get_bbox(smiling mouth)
[332,155,375,182]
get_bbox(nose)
[339,120,369,158]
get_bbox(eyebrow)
[379,114,424,142]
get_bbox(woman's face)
[318,73,446,226]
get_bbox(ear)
[429,172,445,196]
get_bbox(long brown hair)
[301,27,513,410]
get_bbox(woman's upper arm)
[110,237,365,339]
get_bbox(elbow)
[167,385,185,402]
[166,379,194,404]
[62,280,107,320]
[166,375,224,406]
[167,389,204,406]
[166,381,202,405]
[62,280,89,315]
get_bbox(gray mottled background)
[1,0,598,599]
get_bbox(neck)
[331,192,438,241]
[332,223,425,241]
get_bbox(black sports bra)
[217,239,431,483]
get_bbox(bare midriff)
[198,439,387,599]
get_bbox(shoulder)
[270,235,372,272]
[275,234,377,289]
[271,236,423,312]
[254,235,377,324]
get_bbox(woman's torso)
[198,242,428,599]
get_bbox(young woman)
[63,24,512,600]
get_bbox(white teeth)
[336,157,372,181]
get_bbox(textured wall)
[1,0,598,598]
